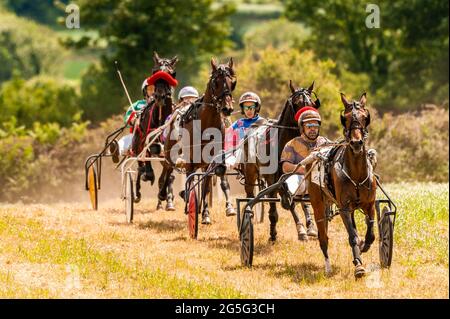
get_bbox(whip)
[114,60,133,107]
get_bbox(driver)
[280,106,328,240]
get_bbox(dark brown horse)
[131,52,178,209]
[240,81,320,241]
[159,58,236,224]
[308,92,376,278]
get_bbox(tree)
[0,10,66,84]
[0,76,80,129]
[193,47,344,137]
[73,0,235,122]
[284,0,449,111]
[3,0,70,26]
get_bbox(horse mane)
[277,98,296,127]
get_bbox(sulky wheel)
[240,210,254,267]
[125,172,134,224]
[379,206,394,268]
[187,185,199,239]
[87,165,98,210]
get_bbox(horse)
[238,81,320,241]
[159,57,236,224]
[308,92,376,278]
[131,52,178,210]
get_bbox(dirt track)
[1,181,448,298]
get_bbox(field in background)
[0,183,447,298]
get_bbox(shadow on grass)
[137,219,185,233]
[224,261,339,284]
[258,261,339,284]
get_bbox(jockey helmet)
[142,79,149,97]
[294,106,321,134]
[239,91,261,114]
[178,86,199,101]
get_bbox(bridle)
[340,101,370,142]
[207,65,236,114]
[283,88,320,129]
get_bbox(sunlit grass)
[0,182,447,298]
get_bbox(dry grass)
[0,182,447,298]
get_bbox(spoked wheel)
[187,184,199,239]
[125,172,134,224]
[240,210,254,267]
[379,206,394,268]
[87,165,98,210]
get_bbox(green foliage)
[228,47,343,136]
[230,2,283,48]
[73,0,235,122]
[369,105,449,182]
[0,119,89,202]
[0,10,67,84]
[0,76,80,128]
[243,18,309,52]
[285,0,449,111]
[3,0,69,26]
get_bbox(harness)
[180,66,235,126]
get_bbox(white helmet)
[239,91,261,114]
[141,79,149,97]
[178,86,199,101]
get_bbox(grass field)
[0,183,447,298]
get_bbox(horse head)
[340,92,371,154]
[152,51,178,78]
[208,57,236,116]
[280,80,319,127]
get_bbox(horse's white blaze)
[325,258,332,274]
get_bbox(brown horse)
[159,58,236,224]
[240,81,320,241]
[308,92,376,278]
[131,52,178,209]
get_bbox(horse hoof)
[296,223,308,241]
[226,206,236,216]
[134,195,141,204]
[166,203,175,211]
[156,203,163,210]
[201,216,211,225]
[354,265,366,279]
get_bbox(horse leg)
[360,202,376,253]
[268,201,278,243]
[221,176,236,216]
[201,174,212,225]
[289,203,308,241]
[135,162,143,203]
[301,202,318,237]
[340,209,365,278]
[142,160,155,185]
[165,173,176,211]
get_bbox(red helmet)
[294,106,321,134]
